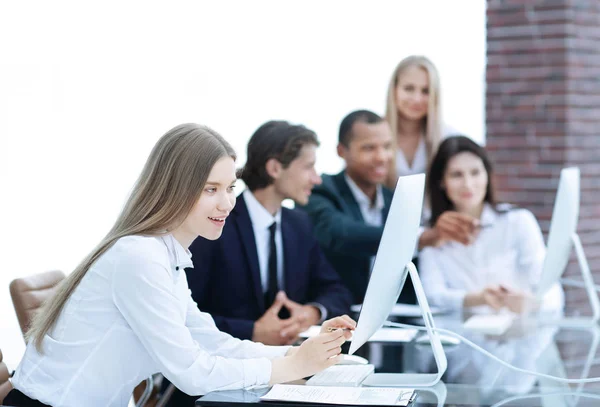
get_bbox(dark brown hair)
[239,121,319,191]
[428,136,496,226]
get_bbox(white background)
[0,1,485,367]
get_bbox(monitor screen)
[349,173,425,354]
[536,167,580,299]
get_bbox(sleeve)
[419,247,466,311]
[513,210,546,288]
[300,187,384,258]
[184,295,290,360]
[111,252,283,396]
[305,233,353,319]
[513,210,565,311]
[209,316,256,341]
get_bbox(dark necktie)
[264,222,278,308]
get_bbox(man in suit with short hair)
[298,110,401,304]
[187,120,352,344]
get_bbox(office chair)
[8,270,170,407]
[0,348,12,404]
[10,270,66,337]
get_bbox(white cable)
[490,392,600,407]
[384,320,600,384]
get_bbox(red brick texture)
[486,0,600,316]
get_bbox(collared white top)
[344,173,384,272]
[12,234,289,407]
[344,173,384,227]
[243,189,284,293]
[395,125,458,177]
[396,137,428,176]
[243,190,327,320]
[419,204,564,312]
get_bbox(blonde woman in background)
[385,55,446,186]
[6,124,354,407]
[386,55,477,250]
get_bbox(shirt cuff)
[447,290,467,312]
[243,358,273,388]
[259,344,291,359]
[306,302,327,323]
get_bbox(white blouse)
[419,204,564,312]
[395,125,459,177]
[12,234,289,407]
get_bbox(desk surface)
[196,313,600,406]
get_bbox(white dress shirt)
[396,137,428,176]
[344,174,384,272]
[243,189,284,293]
[12,234,289,407]
[395,125,458,177]
[243,190,327,320]
[419,204,564,312]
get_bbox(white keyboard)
[305,364,375,387]
[463,313,515,335]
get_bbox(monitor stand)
[540,233,600,328]
[362,262,447,388]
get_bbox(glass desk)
[196,313,600,406]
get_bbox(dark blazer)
[299,171,415,304]
[186,194,353,340]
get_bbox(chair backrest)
[0,348,13,404]
[10,270,66,337]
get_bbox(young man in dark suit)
[187,120,352,345]
[298,110,395,304]
[299,110,475,305]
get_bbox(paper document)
[300,326,418,343]
[351,303,447,318]
[261,384,415,406]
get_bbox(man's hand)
[279,292,321,334]
[419,211,479,249]
[252,292,304,345]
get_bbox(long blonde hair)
[384,55,442,189]
[27,123,236,351]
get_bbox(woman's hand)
[290,330,347,377]
[271,316,356,384]
[420,211,479,249]
[320,315,356,341]
[270,330,347,384]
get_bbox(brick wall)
[486,0,600,316]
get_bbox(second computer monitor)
[536,167,580,299]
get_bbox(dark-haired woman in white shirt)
[6,124,355,407]
[420,136,563,314]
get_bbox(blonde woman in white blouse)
[385,55,455,184]
[420,136,564,313]
[385,56,477,251]
[7,124,355,407]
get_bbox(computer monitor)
[348,173,447,387]
[536,167,580,298]
[535,167,599,325]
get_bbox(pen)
[475,223,493,229]
[326,327,352,332]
